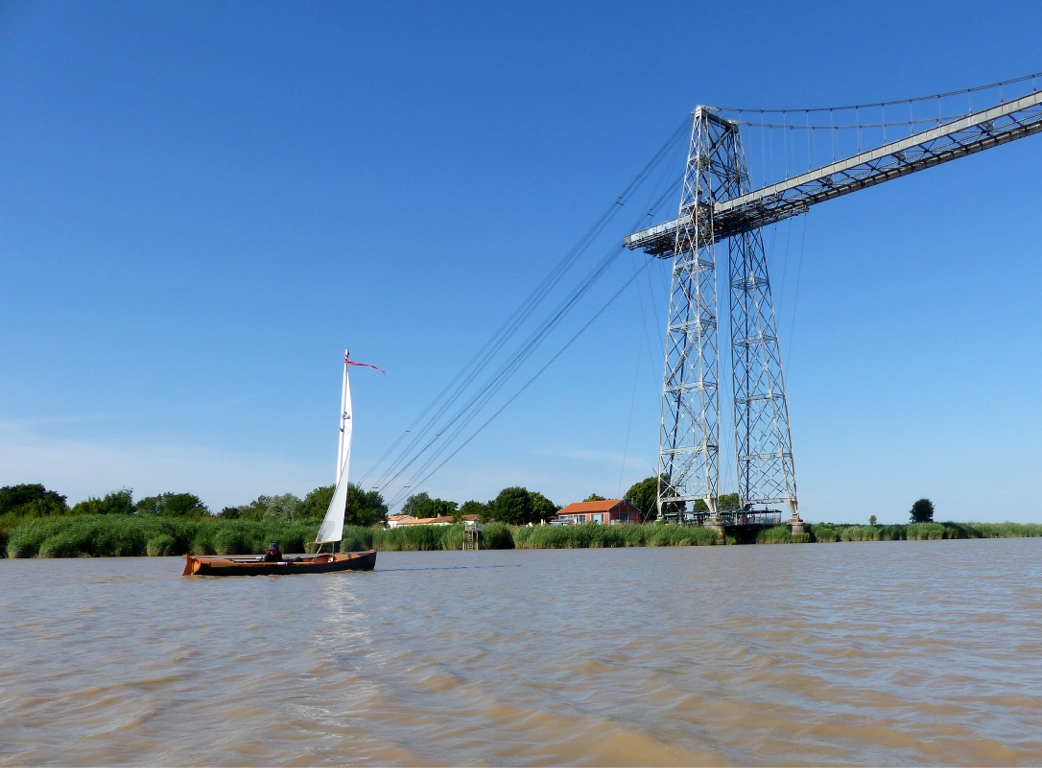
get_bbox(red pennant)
[345,350,385,374]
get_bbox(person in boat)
[262,543,284,562]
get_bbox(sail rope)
[361,121,687,502]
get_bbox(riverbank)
[4,515,1042,557]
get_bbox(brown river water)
[2,539,1042,766]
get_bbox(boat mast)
[336,351,351,486]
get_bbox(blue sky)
[1,1,1040,522]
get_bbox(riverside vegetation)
[5,515,1042,559]
[3,482,1040,558]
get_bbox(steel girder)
[627,90,1042,255]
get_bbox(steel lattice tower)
[658,107,800,524]
[728,199,798,519]
[628,80,1042,527]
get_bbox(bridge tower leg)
[728,224,801,531]
[656,107,730,522]
[657,107,801,532]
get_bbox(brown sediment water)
[2,538,1042,765]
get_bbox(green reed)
[6,515,324,558]
[371,522,513,551]
[806,521,1042,543]
[7,514,1042,558]
[512,523,718,549]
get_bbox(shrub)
[906,522,946,540]
[645,524,717,546]
[213,527,245,555]
[756,525,793,544]
[147,534,176,556]
[189,530,215,555]
[373,525,447,551]
[38,531,90,558]
[340,525,374,552]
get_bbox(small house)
[556,499,643,525]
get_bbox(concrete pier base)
[788,517,805,535]
[707,516,726,543]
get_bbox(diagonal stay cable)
[364,120,688,490]
[401,256,656,504]
[385,183,681,508]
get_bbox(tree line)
[0,482,388,530]
[0,479,940,534]
[0,475,664,534]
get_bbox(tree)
[693,494,740,514]
[624,476,658,521]
[299,486,335,519]
[294,484,387,527]
[346,484,388,527]
[0,484,68,518]
[71,488,134,515]
[219,496,269,520]
[910,498,934,523]
[265,493,302,521]
[529,491,559,521]
[718,493,740,511]
[491,486,533,525]
[459,499,489,522]
[408,494,457,520]
[584,493,607,502]
[401,492,450,519]
[401,492,431,518]
[869,515,877,526]
[135,492,209,517]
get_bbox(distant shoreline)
[2,515,1040,558]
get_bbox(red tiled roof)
[558,499,634,515]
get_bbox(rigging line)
[368,204,617,489]
[366,198,632,488]
[617,331,644,498]
[777,213,795,310]
[630,247,661,388]
[367,123,688,490]
[362,119,689,488]
[382,177,685,501]
[386,184,677,507]
[736,114,972,129]
[383,244,627,500]
[715,69,1042,114]
[384,243,630,506]
[786,210,809,373]
[404,258,656,503]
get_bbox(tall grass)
[7,515,1042,558]
[371,522,513,551]
[512,523,718,549]
[807,521,1042,543]
[6,516,323,558]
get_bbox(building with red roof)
[556,499,643,525]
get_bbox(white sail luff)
[336,356,348,486]
[317,355,352,545]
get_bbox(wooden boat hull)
[183,550,376,576]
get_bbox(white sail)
[316,353,352,544]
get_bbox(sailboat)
[183,350,380,576]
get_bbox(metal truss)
[627,90,1042,255]
[657,108,733,516]
[656,108,798,520]
[728,211,798,516]
[637,85,1042,524]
